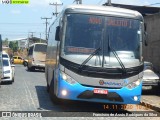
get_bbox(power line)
[0,31,28,33]
[0,23,43,25]
[0,31,45,34]
[97,0,104,5]
[33,3,51,40]
[149,3,160,6]
[1,33,27,35]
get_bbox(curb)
[140,101,160,113]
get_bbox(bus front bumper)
[56,74,142,104]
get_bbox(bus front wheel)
[49,79,61,104]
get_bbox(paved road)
[0,65,159,119]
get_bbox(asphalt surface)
[0,65,159,120]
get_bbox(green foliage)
[2,38,9,46]
[9,41,18,52]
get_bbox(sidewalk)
[141,95,160,112]
[140,70,160,112]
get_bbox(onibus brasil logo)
[0,0,29,4]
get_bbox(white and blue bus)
[0,34,3,82]
[45,5,146,104]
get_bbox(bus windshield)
[34,44,47,53]
[61,14,142,68]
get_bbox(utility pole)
[79,0,82,4]
[40,33,41,43]
[108,0,112,6]
[75,0,82,4]
[29,32,35,38]
[104,0,112,6]
[28,32,35,47]
[27,33,29,48]
[41,17,52,41]
[49,2,63,17]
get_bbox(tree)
[2,38,9,47]
[9,41,18,52]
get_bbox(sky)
[0,0,160,40]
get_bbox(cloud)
[11,10,21,14]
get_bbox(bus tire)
[49,89,61,104]
[49,79,61,104]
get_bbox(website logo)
[2,112,11,117]
[0,0,29,4]
[1,0,10,4]
[99,80,104,85]
[99,79,129,87]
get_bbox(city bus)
[27,43,47,71]
[0,34,2,82]
[45,5,146,104]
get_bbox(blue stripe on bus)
[56,71,142,104]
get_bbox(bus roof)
[29,43,47,47]
[63,5,143,20]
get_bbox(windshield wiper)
[78,47,101,72]
[108,36,126,74]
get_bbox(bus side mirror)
[144,23,148,46]
[144,32,148,46]
[55,26,60,41]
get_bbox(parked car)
[2,51,10,59]
[11,56,28,66]
[142,61,160,90]
[1,58,15,83]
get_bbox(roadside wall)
[143,13,160,72]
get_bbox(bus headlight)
[61,90,67,96]
[126,79,142,89]
[60,71,77,85]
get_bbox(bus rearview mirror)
[55,26,60,41]
[144,23,148,46]
[144,32,148,46]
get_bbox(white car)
[2,51,11,63]
[2,51,10,58]
[1,58,15,83]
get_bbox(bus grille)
[77,90,123,102]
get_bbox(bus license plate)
[94,89,108,94]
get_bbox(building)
[143,13,160,72]
[9,37,46,49]
[103,3,160,72]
